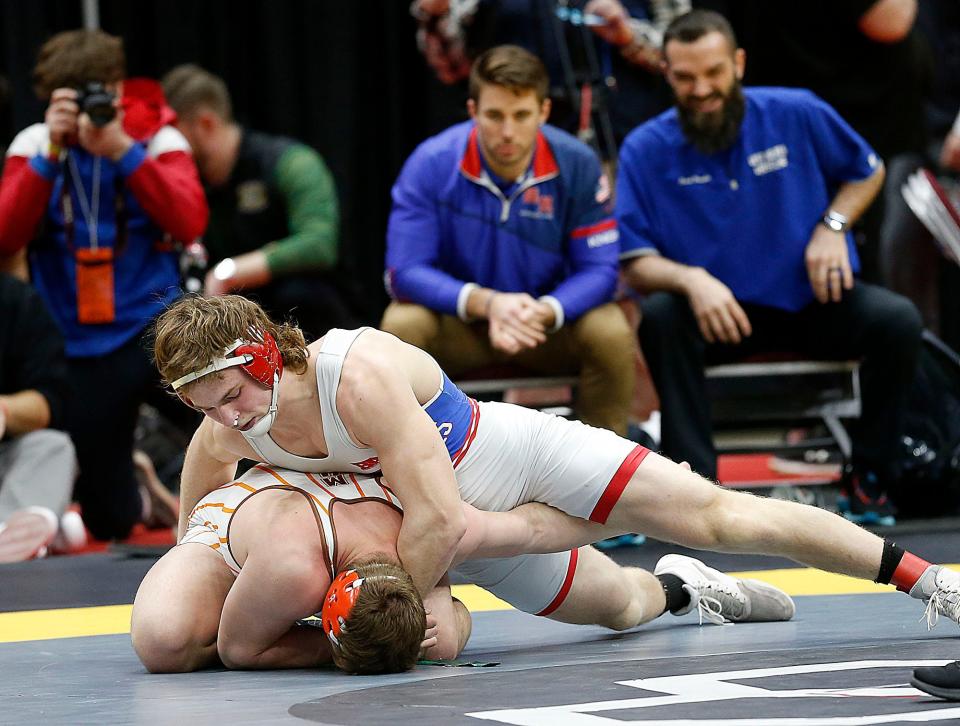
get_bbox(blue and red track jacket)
[385,121,618,328]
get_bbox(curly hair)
[152,295,309,390]
[331,559,425,675]
[33,29,126,100]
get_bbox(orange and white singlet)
[180,464,400,576]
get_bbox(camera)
[76,82,116,127]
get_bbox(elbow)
[217,637,260,670]
[446,508,468,547]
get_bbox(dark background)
[0,0,469,321]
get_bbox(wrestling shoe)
[838,468,896,527]
[912,661,960,701]
[0,506,59,563]
[594,534,646,551]
[909,565,960,629]
[654,554,796,625]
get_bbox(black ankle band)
[657,573,690,614]
[875,540,905,585]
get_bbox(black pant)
[639,283,923,481]
[67,331,198,540]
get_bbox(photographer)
[0,29,208,540]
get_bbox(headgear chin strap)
[170,331,283,436]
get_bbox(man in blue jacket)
[616,10,923,524]
[382,44,635,436]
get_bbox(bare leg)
[131,543,234,672]
[607,452,884,580]
[546,545,666,630]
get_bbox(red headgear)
[170,330,283,393]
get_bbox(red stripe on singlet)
[588,445,651,524]
[535,548,579,617]
[452,398,481,468]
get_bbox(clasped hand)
[487,292,550,355]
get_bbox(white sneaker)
[910,565,960,629]
[0,506,59,563]
[50,510,87,554]
[654,554,796,625]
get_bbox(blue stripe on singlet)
[424,373,475,459]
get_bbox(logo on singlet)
[352,457,380,471]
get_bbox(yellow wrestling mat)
[0,565,923,645]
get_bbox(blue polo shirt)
[386,121,618,325]
[616,87,880,312]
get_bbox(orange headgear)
[321,569,364,649]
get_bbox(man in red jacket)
[0,29,208,539]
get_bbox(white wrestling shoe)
[909,565,960,629]
[654,554,796,625]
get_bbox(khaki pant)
[381,301,636,436]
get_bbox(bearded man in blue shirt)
[616,10,923,525]
[382,44,636,437]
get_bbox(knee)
[638,293,694,346]
[380,302,441,350]
[19,429,76,462]
[573,303,635,345]
[862,289,923,347]
[700,488,786,550]
[131,614,211,673]
[591,575,646,631]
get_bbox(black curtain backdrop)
[0,0,462,323]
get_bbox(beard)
[677,82,746,155]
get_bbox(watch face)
[824,217,844,233]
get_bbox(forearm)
[0,391,51,435]
[220,625,330,670]
[547,266,618,323]
[387,264,466,316]
[126,150,209,241]
[177,433,238,540]
[826,165,886,225]
[397,511,465,597]
[262,225,337,275]
[622,254,699,297]
[269,145,340,274]
[0,157,55,254]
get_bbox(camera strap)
[65,151,116,324]
[66,152,101,250]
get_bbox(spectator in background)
[382,45,635,437]
[0,273,80,562]
[0,29,207,540]
[162,64,360,340]
[616,11,922,524]
[699,0,931,282]
[878,0,960,350]
[411,0,688,154]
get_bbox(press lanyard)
[66,152,101,251]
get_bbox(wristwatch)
[821,210,849,233]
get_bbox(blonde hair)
[161,63,232,121]
[331,559,425,675]
[152,295,309,389]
